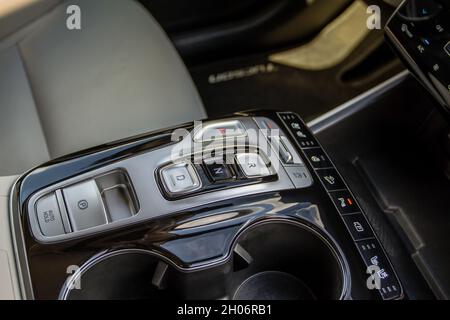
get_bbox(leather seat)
[0,0,206,176]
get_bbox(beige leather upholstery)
[0,0,206,175]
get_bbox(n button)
[204,158,233,182]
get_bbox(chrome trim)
[307,70,410,133]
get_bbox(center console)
[10,110,403,300]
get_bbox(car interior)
[0,0,449,300]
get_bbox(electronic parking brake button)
[63,180,107,231]
[35,192,66,237]
[160,162,201,196]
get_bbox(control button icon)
[353,221,365,233]
[77,199,89,210]
[342,213,374,240]
[370,255,379,266]
[317,169,345,191]
[377,269,389,280]
[329,190,359,214]
[324,176,335,185]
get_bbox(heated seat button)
[342,213,374,241]
[356,239,402,300]
[35,192,66,237]
[63,180,107,231]
[329,190,360,215]
[303,148,332,169]
[278,113,318,148]
[204,158,233,182]
[316,168,345,191]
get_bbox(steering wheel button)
[236,153,270,178]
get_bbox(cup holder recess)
[61,219,350,300]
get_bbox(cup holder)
[229,220,349,300]
[61,219,349,300]
[62,251,179,300]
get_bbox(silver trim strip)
[308,70,410,133]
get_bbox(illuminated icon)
[324,176,335,185]
[436,24,444,33]
[370,255,379,266]
[377,268,389,280]
[296,131,307,138]
[433,64,440,71]
[311,156,321,163]
[353,222,364,233]
[338,197,347,208]
[417,45,425,53]
[291,123,301,129]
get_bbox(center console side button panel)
[62,179,108,231]
[35,192,66,237]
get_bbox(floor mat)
[189,0,404,122]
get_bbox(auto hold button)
[35,192,66,237]
[160,161,201,196]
